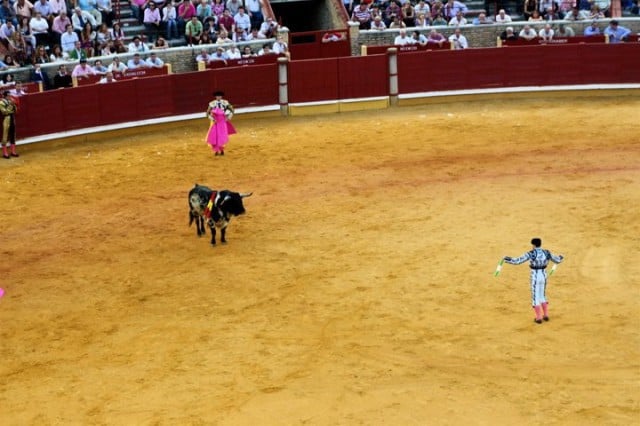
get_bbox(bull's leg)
[220,225,227,244]
[190,212,202,237]
[209,221,217,245]
[198,216,206,236]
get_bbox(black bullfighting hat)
[213,90,224,97]
[531,238,542,247]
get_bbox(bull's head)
[219,191,252,216]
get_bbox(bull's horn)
[240,192,253,198]
[220,195,231,205]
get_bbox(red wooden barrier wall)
[502,35,607,46]
[289,30,351,60]
[288,58,340,103]
[16,64,279,139]
[337,55,388,100]
[397,44,639,94]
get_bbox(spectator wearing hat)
[205,90,236,156]
[604,19,630,42]
[0,90,18,159]
[71,57,96,78]
[210,45,228,62]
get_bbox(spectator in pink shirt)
[143,1,161,42]
[71,57,96,79]
[52,10,71,46]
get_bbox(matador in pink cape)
[206,91,236,156]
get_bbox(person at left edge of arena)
[205,90,236,156]
[0,90,18,158]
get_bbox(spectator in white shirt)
[233,6,251,33]
[394,29,416,45]
[538,23,554,41]
[495,9,512,23]
[107,56,127,72]
[519,24,538,40]
[128,35,149,53]
[60,23,79,51]
[448,27,468,49]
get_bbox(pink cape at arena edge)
[206,108,236,150]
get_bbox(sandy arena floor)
[0,97,638,425]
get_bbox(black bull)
[188,184,252,245]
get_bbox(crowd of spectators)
[0,0,278,73]
[0,0,288,92]
[349,0,636,48]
